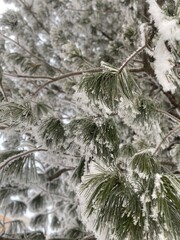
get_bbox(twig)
[33,68,102,95]
[119,45,146,72]
[0,32,32,57]
[0,82,8,101]
[47,167,75,181]
[83,235,96,240]
[3,72,54,81]
[0,148,47,171]
[18,0,49,34]
[33,66,144,95]
[153,125,180,156]
[157,108,180,123]
[163,90,180,111]
[0,32,61,73]
[5,67,144,83]
[35,185,71,201]
[66,7,121,14]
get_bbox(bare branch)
[47,167,75,181]
[33,68,103,95]
[119,45,146,72]
[3,72,54,81]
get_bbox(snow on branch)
[0,148,47,171]
[146,0,180,93]
[154,39,176,93]
[146,0,180,41]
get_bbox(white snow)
[146,0,180,93]
[154,39,176,93]
[147,0,180,41]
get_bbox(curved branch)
[157,108,180,123]
[0,148,47,171]
[0,32,61,73]
[119,45,146,72]
[47,167,75,181]
[33,68,103,95]
[3,72,54,81]
[153,125,180,156]
[18,0,49,34]
[33,66,144,95]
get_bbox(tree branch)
[5,66,144,85]
[0,82,8,101]
[18,0,49,34]
[33,68,103,95]
[0,236,22,240]
[157,108,180,123]
[3,72,55,81]
[163,91,180,111]
[33,66,144,95]
[0,148,47,171]
[153,125,180,156]
[83,235,96,240]
[47,167,75,181]
[0,32,61,73]
[118,45,146,72]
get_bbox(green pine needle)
[39,117,65,147]
[79,69,137,110]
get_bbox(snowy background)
[0,1,15,15]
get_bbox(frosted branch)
[119,45,146,72]
[0,148,47,171]
[0,32,61,73]
[153,125,180,156]
[47,167,75,181]
[33,68,103,95]
[157,108,180,123]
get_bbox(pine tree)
[0,0,180,239]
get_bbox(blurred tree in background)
[0,0,180,239]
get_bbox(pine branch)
[0,32,61,74]
[97,28,113,41]
[33,68,103,95]
[0,148,47,171]
[0,32,33,57]
[142,46,180,112]
[163,91,180,111]
[33,66,143,95]
[0,82,8,101]
[0,67,7,101]
[35,185,71,201]
[153,125,180,156]
[157,108,180,123]
[0,236,22,240]
[5,68,143,83]
[160,161,177,167]
[66,7,121,13]
[18,0,49,34]
[3,72,54,81]
[47,167,75,181]
[83,235,96,240]
[118,45,146,72]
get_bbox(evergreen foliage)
[0,0,179,240]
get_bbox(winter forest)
[0,0,180,239]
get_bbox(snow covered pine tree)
[0,0,180,239]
